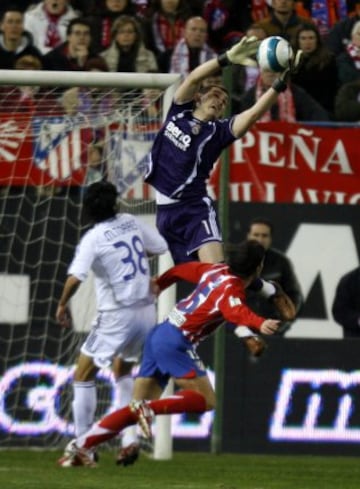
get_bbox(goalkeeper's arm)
[174,36,260,104]
[231,49,303,138]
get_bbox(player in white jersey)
[56,181,168,466]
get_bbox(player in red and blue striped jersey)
[58,239,280,467]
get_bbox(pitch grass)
[0,450,360,489]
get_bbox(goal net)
[0,70,179,449]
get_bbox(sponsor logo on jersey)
[164,121,191,151]
[168,307,186,327]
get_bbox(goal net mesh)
[0,75,176,448]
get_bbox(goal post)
[0,70,179,452]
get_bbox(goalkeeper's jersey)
[145,100,236,202]
[157,262,265,344]
[68,213,168,310]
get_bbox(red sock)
[99,405,136,431]
[148,389,207,415]
[82,406,137,449]
[81,390,207,450]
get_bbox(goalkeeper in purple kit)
[145,35,301,355]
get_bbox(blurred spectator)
[292,24,338,116]
[70,1,96,15]
[170,16,216,76]
[244,217,303,335]
[202,0,262,51]
[334,78,360,121]
[325,5,360,56]
[234,67,330,122]
[251,0,271,22]
[0,6,43,69]
[60,86,109,185]
[231,24,267,108]
[43,18,105,70]
[202,0,230,51]
[85,0,137,54]
[60,56,119,183]
[257,0,313,47]
[100,15,158,72]
[332,266,360,338]
[336,19,360,84]
[294,0,348,37]
[24,0,79,55]
[61,58,116,117]
[0,53,63,114]
[0,1,41,15]
[142,0,191,73]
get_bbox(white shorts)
[80,303,156,369]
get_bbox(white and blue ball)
[257,36,293,73]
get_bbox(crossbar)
[0,70,181,88]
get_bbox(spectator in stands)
[257,0,313,47]
[293,0,348,37]
[61,57,116,118]
[24,0,79,55]
[142,0,191,73]
[85,0,137,54]
[233,66,330,122]
[232,24,267,109]
[292,24,338,117]
[43,18,105,70]
[202,0,261,48]
[170,16,216,76]
[70,0,96,15]
[0,53,63,114]
[336,19,360,85]
[60,57,117,184]
[0,1,40,15]
[0,6,43,69]
[243,217,303,336]
[326,3,360,56]
[100,15,158,73]
[250,0,271,23]
[332,266,360,338]
[334,78,360,121]
[202,0,231,52]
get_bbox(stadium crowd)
[0,0,360,121]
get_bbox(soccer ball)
[256,36,293,73]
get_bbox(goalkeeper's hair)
[198,84,229,98]
[83,181,118,223]
[226,240,265,278]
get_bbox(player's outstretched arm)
[175,58,223,104]
[175,36,260,104]
[231,87,281,138]
[231,49,303,138]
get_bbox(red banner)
[208,122,360,204]
[0,115,359,204]
[0,113,90,186]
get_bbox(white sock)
[115,375,137,447]
[72,381,97,437]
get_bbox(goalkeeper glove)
[272,49,303,93]
[217,35,260,68]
